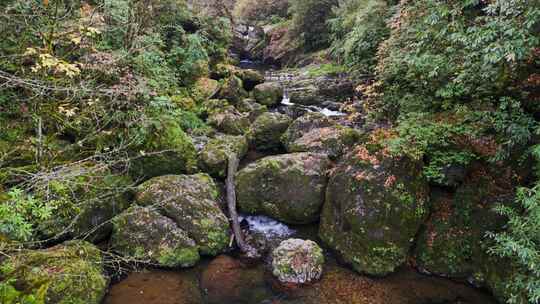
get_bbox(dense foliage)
[0,0,232,245]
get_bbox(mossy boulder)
[414,164,522,280]
[0,240,108,304]
[319,145,430,276]
[236,153,330,224]
[247,112,292,151]
[237,98,268,122]
[193,77,221,101]
[199,134,249,178]
[271,239,324,284]
[218,75,248,104]
[34,162,132,243]
[237,69,265,91]
[208,106,251,135]
[253,82,283,106]
[281,112,334,142]
[135,174,229,256]
[284,125,362,160]
[129,117,198,180]
[111,206,200,267]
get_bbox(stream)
[104,216,496,304]
[103,60,497,304]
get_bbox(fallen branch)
[226,153,259,258]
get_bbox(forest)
[0,0,539,303]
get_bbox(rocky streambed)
[0,56,510,304]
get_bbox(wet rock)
[136,174,229,256]
[247,112,292,151]
[34,162,132,243]
[208,106,251,135]
[271,239,324,284]
[237,69,265,91]
[201,255,268,304]
[129,116,198,179]
[111,206,200,267]
[0,240,108,304]
[199,134,249,178]
[218,75,248,104]
[236,153,330,224]
[237,98,268,122]
[320,144,430,276]
[253,82,284,106]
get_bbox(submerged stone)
[271,239,324,284]
[236,152,330,224]
[111,206,200,267]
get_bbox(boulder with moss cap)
[319,144,429,276]
[135,174,229,256]
[0,240,108,304]
[199,134,249,178]
[236,152,330,224]
[111,205,200,267]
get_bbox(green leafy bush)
[289,0,338,51]
[0,188,54,242]
[329,0,392,73]
[488,183,540,304]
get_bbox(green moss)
[0,241,107,304]
[130,117,197,180]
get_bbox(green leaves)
[488,184,540,303]
[0,188,55,242]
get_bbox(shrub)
[289,0,338,51]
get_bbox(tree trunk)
[226,153,259,258]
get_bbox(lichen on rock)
[271,238,324,284]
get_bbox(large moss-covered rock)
[253,82,283,106]
[414,164,523,280]
[236,153,330,224]
[135,174,229,255]
[35,162,132,243]
[199,134,249,178]
[208,106,251,135]
[130,117,198,179]
[247,112,292,151]
[218,75,248,104]
[111,206,200,267]
[0,240,108,304]
[271,239,324,284]
[319,145,429,276]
